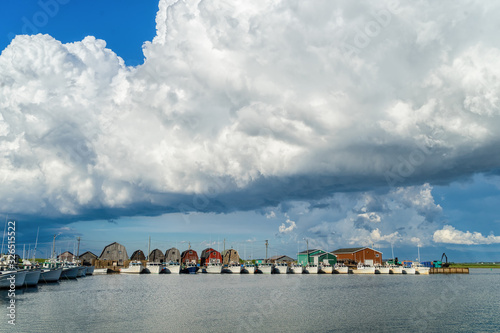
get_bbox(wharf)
[430,267,469,274]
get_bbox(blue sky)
[1,1,500,263]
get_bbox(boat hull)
[145,265,163,274]
[120,265,144,274]
[334,266,349,274]
[77,267,87,277]
[375,267,390,274]
[403,267,416,274]
[390,266,403,274]
[93,268,109,275]
[164,265,180,274]
[258,265,272,274]
[0,271,27,289]
[242,266,255,274]
[415,267,430,275]
[182,266,199,274]
[85,266,95,275]
[290,266,303,274]
[304,266,319,274]
[273,265,288,274]
[320,266,333,274]
[40,268,62,282]
[61,267,79,279]
[24,270,41,286]
[205,265,222,274]
[351,267,376,274]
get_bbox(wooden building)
[222,249,240,265]
[200,248,222,266]
[268,255,295,264]
[58,251,74,262]
[99,242,128,265]
[78,251,97,265]
[310,252,337,266]
[165,247,180,263]
[149,249,165,262]
[181,249,198,264]
[130,250,146,261]
[332,247,382,265]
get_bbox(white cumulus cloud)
[433,225,500,245]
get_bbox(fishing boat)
[120,261,145,274]
[85,266,95,275]
[319,263,333,274]
[351,263,375,274]
[389,265,403,274]
[23,269,41,287]
[402,266,416,274]
[145,262,164,274]
[76,266,87,277]
[181,261,199,274]
[222,262,241,274]
[241,262,255,274]
[93,268,110,275]
[0,270,27,289]
[257,263,273,274]
[289,263,303,274]
[164,261,181,274]
[205,262,223,274]
[412,262,430,275]
[304,264,319,274]
[273,262,289,274]
[40,267,63,282]
[374,265,390,274]
[334,263,349,274]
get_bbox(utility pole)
[306,238,309,265]
[148,236,151,261]
[265,240,268,262]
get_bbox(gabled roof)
[269,255,294,260]
[79,251,97,258]
[298,249,324,255]
[311,252,337,258]
[58,251,74,256]
[332,247,382,254]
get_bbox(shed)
[165,247,181,263]
[99,242,128,264]
[222,249,240,265]
[181,249,199,264]
[149,249,165,262]
[332,247,382,265]
[200,248,222,266]
[310,252,337,266]
[130,250,146,261]
[58,251,74,262]
[297,249,326,266]
[78,251,97,265]
[268,255,295,264]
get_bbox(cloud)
[433,225,500,245]
[1,1,500,224]
[278,216,297,234]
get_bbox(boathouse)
[78,251,97,265]
[200,248,222,266]
[58,251,75,262]
[181,249,199,264]
[222,249,240,265]
[332,247,382,265]
[297,249,326,266]
[165,247,180,262]
[130,250,146,261]
[268,255,295,264]
[99,242,128,265]
[149,249,165,262]
[310,252,337,266]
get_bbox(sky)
[1,0,500,263]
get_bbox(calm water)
[1,269,499,332]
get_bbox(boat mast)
[33,227,39,262]
[148,236,151,261]
[1,215,7,255]
[306,238,309,266]
[52,234,57,259]
[265,239,268,263]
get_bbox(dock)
[430,267,469,274]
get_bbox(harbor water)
[1,269,499,332]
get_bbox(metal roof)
[297,249,322,254]
[332,247,382,254]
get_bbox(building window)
[375,254,379,257]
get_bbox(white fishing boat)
[40,268,63,282]
[0,270,27,288]
[60,265,79,279]
[257,263,273,274]
[77,266,87,277]
[334,263,349,274]
[412,262,430,275]
[304,264,319,274]
[93,268,110,275]
[319,263,333,274]
[241,263,255,274]
[273,262,289,274]
[389,265,403,274]
[23,269,41,287]
[85,266,95,275]
[374,265,390,274]
[205,262,223,274]
[223,262,241,274]
[289,264,303,274]
[351,263,375,274]
[403,266,416,274]
[145,262,163,274]
[164,261,180,274]
[120,261,144,274]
